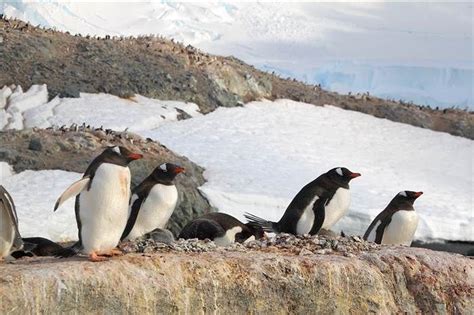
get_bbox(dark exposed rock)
[0,128,215,236]
[0,17,472,138]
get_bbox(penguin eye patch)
[336,168,343,176]
[398,191,407,197]
[112,146,121,154]
[159,163,167,171]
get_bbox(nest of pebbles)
[119,233,380,257]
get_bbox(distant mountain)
[1,1,472,109]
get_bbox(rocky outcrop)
[1,17,472,139]
[0,245,472,314]
[0,128,214,235]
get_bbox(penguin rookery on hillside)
[0,186,30,259]
[364,191,423,246]
[121,163,185,241]
[245,167,361,236]
[179,212,264,246]
[54,146,143,262]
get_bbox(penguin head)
[327,167,361,184]
[105,146,143,163]
[396,191,423,203]
[153,163,185,181]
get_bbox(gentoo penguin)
[245,167,361,235]
[54,146,143,261]
[11,237,64,258]
[0,186,26,259]
[121,163,185,241]
[364,191,423,246]
[178,212,264,246]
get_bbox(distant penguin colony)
[0,143,428,262]
[245,167,361,236]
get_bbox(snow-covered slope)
[144,99,473,242]
[0,85,201,131]
[1,1,472,109]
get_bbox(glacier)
[1,1,472,109]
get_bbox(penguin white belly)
[321,188,350,230]
[214,226,242,246]
[80,164,131,254]
[0,209,15,257]
[127,184,178,240]
[296,196,318,235]
[382,210,419,246]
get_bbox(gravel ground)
[119,233,380,257]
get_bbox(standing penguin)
[121,163,185,241]
[364,191,423,245]
[0,186,25,259]
[179,212,264,246]
[54,146,143,261]
[245,167,361,235]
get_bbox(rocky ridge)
[1,17,473,138]
[0,234,472,314]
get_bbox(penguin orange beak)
[414,191,423,198]
[127,153,143,160]
[175,166,185,174]
[349,172,361,178]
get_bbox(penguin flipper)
[54,177,90,211]
[244,212,277,233]
[309,197,328,235]
[53,241,82,258]
[120,195,143,241]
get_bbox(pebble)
[120,233,380,256]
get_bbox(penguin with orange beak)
[364,191,423,245]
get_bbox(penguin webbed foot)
[89,252,109,262]
[101,248,123,257]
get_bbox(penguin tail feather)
[244,212,277,233]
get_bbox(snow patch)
[0,85,201,131]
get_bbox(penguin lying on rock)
[179,213,264,246]
[245,167,361,236]
[0,186,34,260]
[364,191,423,246]
[121,163,185,241]
[54,146,143,262]
[11,237,64,258]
